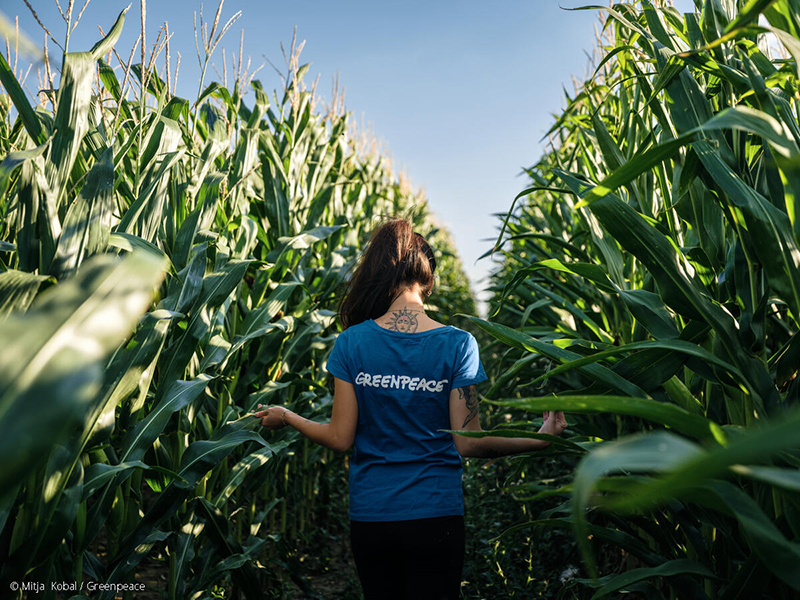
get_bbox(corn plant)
[0,3,475,597]
[477,0,800,597]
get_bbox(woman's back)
[327,318,485,521]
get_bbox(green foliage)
[482,0,800,597]
[0,6,475,597]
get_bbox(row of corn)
[0,6,474,598]
[479,0,800,597]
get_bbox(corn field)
[0,4,474,598]
[479,0,800,598]
[2,0,800,598]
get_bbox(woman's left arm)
[253,377,358,452]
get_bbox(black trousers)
[349,515,465,600]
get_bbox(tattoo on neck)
[387,307,420,332]
[459,385,478,427]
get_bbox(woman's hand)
[250,379,357,452]
[538,410,568,437]
[253,404,289,430]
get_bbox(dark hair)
[338,218,436,329]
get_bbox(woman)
[254,218,568,600]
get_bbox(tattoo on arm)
[459,385,478,428]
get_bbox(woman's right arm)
[254,377,358,453]
[448,384,567,458]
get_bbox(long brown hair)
[338,218,436,329]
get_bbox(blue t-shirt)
[325,318,487,521]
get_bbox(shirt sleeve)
[451,332,487,389]
[326,329,353,383]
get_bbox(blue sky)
[10,0,695,307]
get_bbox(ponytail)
[338,218,436,329]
